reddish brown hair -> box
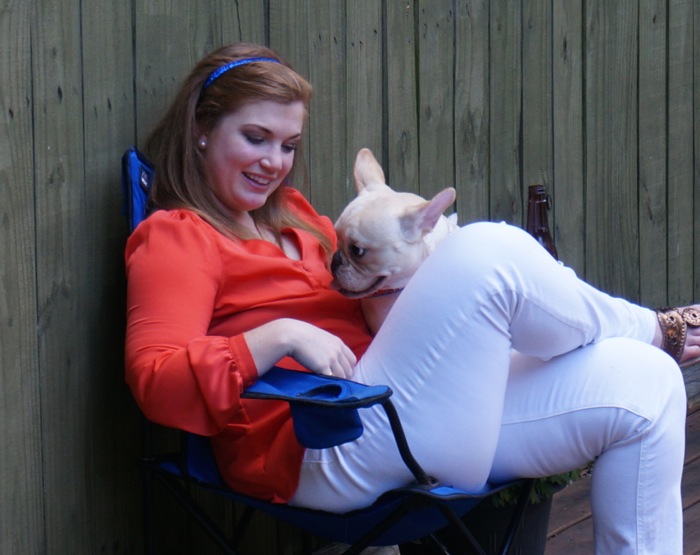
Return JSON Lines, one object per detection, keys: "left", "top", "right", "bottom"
{"left": 145, "top": 43, "right": 331, "bottom": 254}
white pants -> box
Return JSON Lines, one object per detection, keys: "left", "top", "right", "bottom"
{"left": 290, "top": 222, "right": 687, "bottom": 554}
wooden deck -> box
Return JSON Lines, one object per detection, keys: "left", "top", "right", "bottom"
{"left": 545, "top": 406, "right": 700, "bottom": 554}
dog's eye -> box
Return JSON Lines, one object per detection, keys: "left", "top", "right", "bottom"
{"left": 350, "top": 245, "right": 366, "bottom": 258}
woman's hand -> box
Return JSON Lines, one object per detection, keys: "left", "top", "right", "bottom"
{"left": 244, "top": 319, "right": 357, "bottom": 379}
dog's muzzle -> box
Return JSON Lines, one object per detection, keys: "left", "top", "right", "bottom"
{"left": 330, "top": 251, "right": 344, "bottom": 276}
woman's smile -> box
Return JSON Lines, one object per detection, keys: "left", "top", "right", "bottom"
{"left": 200, "top": 99, "right": 305, "bottom": 223}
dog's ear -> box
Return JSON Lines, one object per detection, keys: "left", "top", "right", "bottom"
{"left": 353, "top": 148, "right": 387, "bottom": 194}
{"left": 400, "top": 188, "right": 456, "bottom": 241}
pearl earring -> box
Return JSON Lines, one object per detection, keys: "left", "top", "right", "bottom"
{"left": 198, "top": 137, "right": 207, "bottom": 150}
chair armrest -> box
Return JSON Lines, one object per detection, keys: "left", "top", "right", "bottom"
{"left": 243, "top": 366, "right": 392, "bottom": 407}
{"left": 242, "top": 367, "right": 393, "bottom": 449}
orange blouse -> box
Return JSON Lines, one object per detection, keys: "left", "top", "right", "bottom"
{"left": 125, "top": 187, "right": 372, "bottom": 502}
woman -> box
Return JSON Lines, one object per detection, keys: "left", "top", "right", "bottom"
{"left": 125, "top": 43, "right": 698, "bottom": 553}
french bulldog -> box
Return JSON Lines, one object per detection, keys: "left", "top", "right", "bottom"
{"left": 331, "top": 148, "right": 458, "bottom": 334}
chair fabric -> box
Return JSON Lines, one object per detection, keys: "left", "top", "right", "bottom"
{"left": 123, "top": 146, "right": 535, "bottom": 555}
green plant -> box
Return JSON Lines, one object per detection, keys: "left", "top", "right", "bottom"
{"left": 490, "top": 468, "right": 586, "bottom": 508}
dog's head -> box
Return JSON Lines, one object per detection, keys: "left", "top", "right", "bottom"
{"left": 331, "top": 148, "right": 457, "bottom": 298}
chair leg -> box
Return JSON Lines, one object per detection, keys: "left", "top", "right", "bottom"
{"left": 497, "top": 480, "right": 535, "bottom": 555}
{"left": 151, "top": 472, "right": 241, "bottom": 555}
{"left": 432, "top": 480, "right": 536, "bottom": 555}
{"left": 231, "top": 505, "right": 255, "bottom": 546}
{"left": 341, "top": 501, "right": 419, "bottom": 555}
{"left": 425, "top": 533, "right": 452, "bottom": 554}
{"left": 437, "top": 506, "right": 489, "bottom": 555}
{"left": 142, "top": 468, "right": 156, "bottom": 555}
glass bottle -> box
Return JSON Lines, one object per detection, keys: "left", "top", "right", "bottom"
{"left": 525, "top": 184, "right": 559, "bottom": 260}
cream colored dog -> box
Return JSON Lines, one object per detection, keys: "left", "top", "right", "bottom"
{"left": 331, "top": 148, "right": 458, "bottom": 334}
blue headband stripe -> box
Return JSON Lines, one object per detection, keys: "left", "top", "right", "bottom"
{"left": 202, "top": 57, "right": 281, "bottom": 91}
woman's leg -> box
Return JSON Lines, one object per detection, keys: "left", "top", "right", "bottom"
{"left": 352, "top": 222, "right": 660, "bottom": 480}
{"left": 291, "top": 223, "right": 680, "bottom": 533}
{"left": 491, "top": 343, "right": 686, "bottom": 554}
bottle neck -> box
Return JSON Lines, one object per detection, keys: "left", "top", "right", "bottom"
{"left": 526, "top": 186, "right": 558, "bottom": 260}
{"left": 527, "top": 191, "right": 549, "bottom": 230}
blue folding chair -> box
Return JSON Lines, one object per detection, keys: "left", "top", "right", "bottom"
{"left": 122, "top": 146, "right": 536, "bottom": 555}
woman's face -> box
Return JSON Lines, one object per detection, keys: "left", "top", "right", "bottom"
{"left": 200, "top": 99, "right": 305, "bottom": 223}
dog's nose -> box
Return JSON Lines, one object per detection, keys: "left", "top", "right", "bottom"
{"left": 331, "top": 251, "right": 342, "bottom": 274}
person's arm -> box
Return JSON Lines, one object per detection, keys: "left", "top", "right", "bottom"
{"left": 244, "top": 318, "right": 356, "bottom": 379}
{"left": 125, "top": 212, "right": 355, "bottom": 436}
{"left": 125, "top": 212, "right": 258, "bottom": 435}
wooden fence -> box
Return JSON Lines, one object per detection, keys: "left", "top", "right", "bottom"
{"left": 1, "top": 1, "right": 698, "bottom": 553}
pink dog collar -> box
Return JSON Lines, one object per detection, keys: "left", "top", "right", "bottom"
{"left": 369, "top": 287, "right": 404, "bottom": 298}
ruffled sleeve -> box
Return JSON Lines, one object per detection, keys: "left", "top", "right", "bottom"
{"left": 124, "top": 210, "right": 259, "bottom": 435}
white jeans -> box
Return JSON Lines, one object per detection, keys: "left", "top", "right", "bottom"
{"left": 290, "top": 222, "right": 687, "bottom": 554}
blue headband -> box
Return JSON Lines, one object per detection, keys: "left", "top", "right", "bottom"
{"left": 201, "top": 57, "right": 281, "bottom": 92}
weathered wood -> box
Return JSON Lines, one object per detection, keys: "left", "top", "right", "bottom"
{"left": 683, "top": 503, "right": 700, "bottom": 555}
{"left": 0, "top": 2, "right": 45, "bottom": 554}
{"left": 638, "top": 0, "right": 668, "bottom": 308}
{"left": 522, "top": 0, "right": 553, "bottom": 209}
{"left": 489, "top": 0, "right": 522, "bottom": 223}
{"left": 681, "top": 406, "right": 700, "bottom": 553}
{"left": 696, "top": 0, "right": 700, "bottom": 305}
{"left": 545, "top": 475, "right": 594, "bottom": 554}
{"left": 346, "top": 0, "right": 383, "bottom": 181}
{"left": 270, "top": 0, "right": 356, "bottom": 221}
{"left": 81, "top": 1, "right": 143, "bottom": 552}
{"left": 270, "top": 0, "right": 314, "bottom": 215}
{"left": 643, "top": 0, "right": 699, "bottom": 306}
{"left": 386, "top": 0, "right": 419, "bottom": 196}
{"left": 552, "top": 0, "right": 585, "bottom": 275}
{"left": 134, "top": 0, "right": 221, "bottom": 144}
{"left": 32, "top": 0, "right": 93, "bottom": 551}
{"left": 666, "top": 0, "right": 696, "bottom": 308}
{"left": 685, "top": 359, "right": 700, "bottom": 412}
{"left": 454, "top": 0, "right": 490, "bottom": 224}
{"left": 584, "top": 1, "right": 640, "bottom": 299}
{"left": 417, "top": 0, "right": 455, "bottom": 200}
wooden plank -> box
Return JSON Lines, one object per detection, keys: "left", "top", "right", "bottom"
{"left": 683, "top": 502, "right": 700, "bottom": 555}
{"left": 545, "top": 479, "right": 594, "bottom": 554}
{"left": 684, "top": 359, "right": 700, "bottom": 412}
{"left": 386, "top": 0, "right": 419, "bottom": 195}
{"left": 552, "top": 0, "right": 585, "bottom": 274}
{"left": 665, "top": 0, "right": 695, "bottom": 307}
{"left": 546, "top": 475, "right": 592, "bottom": 542}
{"left": 272, "top": 0, "right": 347, "bottom": 218}
{"left": 682, "top": 414, "right": 700, "bottom": 507}
{"left": 638, "top": 0, "right": 668, "bottom": 308}
{"left": 269, "top": 0, "right": 312, "bottom": 204}
{"left": 489, "top": 0, "right": 521, "bottom": 223}
{"left": 346, "top": 0, "right": 383, "bottom": 170}
{"left": 32, "top": 0, "right": 91, "bottom": 551}
{"left": 0, "top": 2, "right": 45, "bottom": 554}
{"left": 683, "top": 409, "right": 700, "bottom": 554}
{"left": 80, "top": 1, "right": 145, "bottom": 552}
{"left": 638, "top": 0, "right": 669, "bottom": 308}
{"left": 306, "top": 0, "right": 348, "bottom": 218}
{"left": 217, "top": 0, "right": 265, "bottom": 45}
{"left": 417, "top": 0, "right": 455, "bottom": 199}
{"left": 133, "top": 0, "right": 220, "bottom": 144}
{"left": 454, "top": 0, "right": 490, "bottom": 224}
{"left": 584, "top": 1, "right": 640, "bottom": 299}
{"left": 695, "top": 0, "right": 700, "bottom": 304}
{"left": 521, "top": 0, "right": 553, "bottom": 220}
